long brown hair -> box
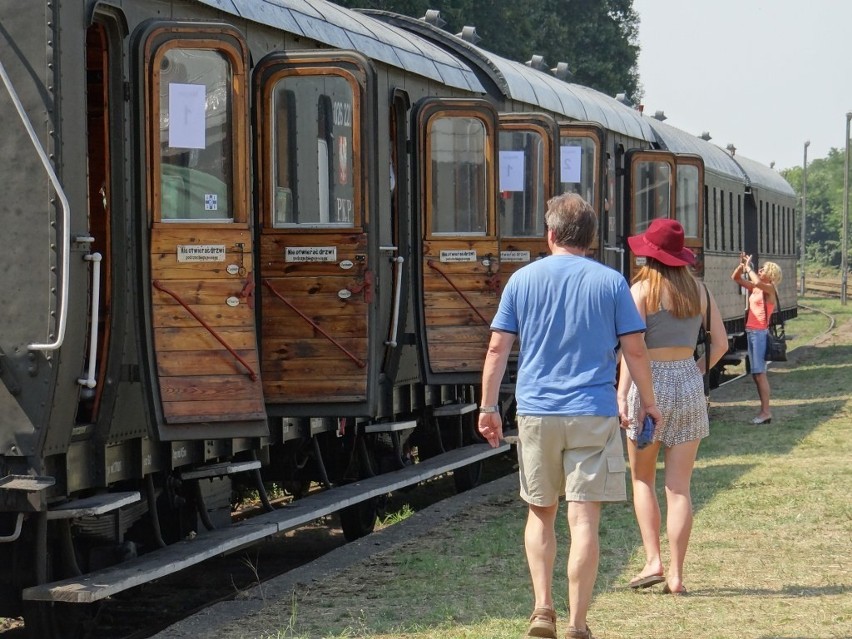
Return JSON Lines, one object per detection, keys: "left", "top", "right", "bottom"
{"left": 633, "top": 259, "right": 700, "bottom": 318}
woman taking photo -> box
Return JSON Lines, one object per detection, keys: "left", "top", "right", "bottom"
{"left": 617, "top": 219, "right": 728, "bottom": 596}
{"left": 731, "top": 253, "right": 783, "bottom": 425}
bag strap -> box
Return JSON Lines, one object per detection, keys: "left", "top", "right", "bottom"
{"left": 770, "top": 285, "right": 784, "bottom": 328}
{"left": 702, "top": 284, "right": 711, "bottom": 396}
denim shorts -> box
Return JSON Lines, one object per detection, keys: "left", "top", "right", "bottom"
{"left": 747, "top": 328, "right": 769, "bottom": 374}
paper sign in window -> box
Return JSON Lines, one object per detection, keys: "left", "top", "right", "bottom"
{"left": 168, "top": 83, "right": 206, "bottom": 149}
{"left": 499, "top": 150, "right": 525, "bottom": 192}
{"left": 560, "top": 145, "right": 582, "bottom": 183}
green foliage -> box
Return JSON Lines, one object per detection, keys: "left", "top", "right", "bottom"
{"left": 330, "top": 0, "right": 641, "bottom": 99}
{"left": 781, "top": 147, "right": 849, "bottom": 268}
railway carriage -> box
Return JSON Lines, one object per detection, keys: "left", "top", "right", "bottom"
{"left": 0, "top": 1, "right": 796, "bottom": 636}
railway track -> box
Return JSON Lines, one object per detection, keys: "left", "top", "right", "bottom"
{"left": 804, "top": 277, "right": 846, "bottom": 297}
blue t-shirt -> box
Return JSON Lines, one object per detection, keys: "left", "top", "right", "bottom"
{"left": 491, "top": 254, "right": 644, "bottom": 416}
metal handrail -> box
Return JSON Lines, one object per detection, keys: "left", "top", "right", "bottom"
{"left": 0, "top": 59, "right": 71, "bottom": 351}
{"left": 77, "top": 253, "right": 102, "bottom": 388}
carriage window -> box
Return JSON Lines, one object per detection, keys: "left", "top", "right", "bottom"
{"left": 271, "top": 74, "right": 356, "bottom": 228}
{"left": 159, "top": 49, "right": 233, "bottom": 222}
{"left": 676, "top": 164, "right": 699, "bottom": 238}
{"left": 498, "top": 129, "right": 546, "bottom": 237}
{"left": 429, "top": 116, "right": 487, "bottom": 235}
{"left": 632, "top": 160, "right": 672, "bottom": 233}
{"left": 558, "top": 135, "right": 596, "bottom": 206}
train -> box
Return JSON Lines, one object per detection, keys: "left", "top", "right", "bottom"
{"left": 0, "top": 1, "right": 797, "bottom": 636}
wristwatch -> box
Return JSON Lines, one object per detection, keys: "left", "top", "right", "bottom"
{"left": 479, "top": 405, "right": 499, "bottom": 414}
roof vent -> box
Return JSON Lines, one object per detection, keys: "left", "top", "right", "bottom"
{"left": 726, "top": 143, "right": 736, "bottom": 156}
{"left": 653, "top": 110, "right": 667, "bottom": 121}
{"left": 525, "top": 55, "right": 549, "bottom": 72}
{"left": 699, "top": 132, "right": 712, "bottom": 141}
{"left": 552, "top": 62, "right": 573, "bottom": 81}
{"left": 422, "top": 10, "right": 446, "bottom": 28}
{"left": 456, "top": 26, "right": 481, "bottom": 44}
{"left": 614, "top": 92, "right": 632, "bottom": 106}
{"left": 770, "top": 161, "right": 775, "bottom": 169}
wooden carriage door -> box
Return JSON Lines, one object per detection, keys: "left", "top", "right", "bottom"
{"left": 675, "top": 155, "right": 705, "bottom": 277}
{"left": 254, "top": 53, "right": 374, "bottom": 407}
{"left": 625, "top": 149, "right": 677, "bottom": 281}
{"left": 498, "top": 113, "right": 558, "bottom": 279}
{"left": 144, "top": 27, "right": 265, "bottom": 430}
{"left": 414, "top": 99, "right": 498, "bottom": 381}
{"left": 557, "top": 123, "right": 605, "bottom": 257}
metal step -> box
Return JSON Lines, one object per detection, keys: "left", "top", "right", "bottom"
{"left": 363, "top": 419, "right": 417, "bottom": 433}
{"left": 433, "top": 402, "right": 477, "bottom": 417}
{"left": 47, "top": 491, "right": 141, "bottom": 520}
{"left": 179, "top": 460, "right": 261, "bottom": 481}
{"left": 0, "top": 475, "right": 55, "bottom": 492}
{"left": 21, "top": 440, "right": 512, "bottom": 604}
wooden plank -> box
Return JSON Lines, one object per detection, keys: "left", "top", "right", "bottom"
{"left": 260, "top": 275, "right": 368, "bottom": 296}
{"left": 261, "top": 337, "right": 367, "bottom": 361}
{"left": 21, "top": 441, "right": 511, "bottom": 604}
{"left": 152, "top": 227, "right": 254, "bottom": 249}
{"left": 261, "top": 357, "right": 367, "bottom": 378}
{"left": 162, "top": 399, "right": 266, "bottom": 423}
{"left": 159, "top": 375, "right": 264, "bottom": 403}
{"left": 422, "top": 308, "right": 489, "bottom": 327}
{"left": 150, "top": 255, "right": 255, "bottom": 280}
{"left": 424, "top": 325, "right": 492, "bottom": 343}
{"left": 261, "top": 297, "right": 364, "bottom": 318}
{"left": 261, "top": 313, "right": 368, "bottom": 339}
{"left": 157, "top": 350, "right": 260, "bottom": 376}
{"left": 154, "top": 327, "right": 258, "bottom": 351}
{"left": 263, "top": 378, "right": 367, "bottom": 400}
{"left": 152, "top": 280, "right": 254, "bottom": 305}
{"left": 153, "top": 304, "right": 253, "bottom": 329}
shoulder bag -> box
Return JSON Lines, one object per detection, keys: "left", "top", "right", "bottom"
{"left": 764, "top": 286, "right": 788, "bottom": 362}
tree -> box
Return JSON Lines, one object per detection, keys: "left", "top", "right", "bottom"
{"left": 330, "top": 0, "right": 640, "bottom": 98}
{"left": 782, "top": 147, "right": 846, "bottom": 268}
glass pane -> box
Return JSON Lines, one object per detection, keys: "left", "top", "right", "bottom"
{"left": 271, "top": 75, "right": 356, "bottom": 228}
{"left": 498, "top": 129, "right": 546, "bottom": 237}
{"left": 558, "top": 135, "right": 597, "bottom": 207}
{"left": 159, "top": 49, "right": 233, "bottom": 222}
{"left": 633, "top": 160, "right": 672, "bottom": 233}
{"left": 676, "top": 164, "right": 700, "bottom": 237}
{"left": 429, "top": 116, "right": 487, "bottom": 235}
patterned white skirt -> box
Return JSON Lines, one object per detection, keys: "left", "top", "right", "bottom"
{"left": 626, "top": 358, "right": 710, "bottom": 447}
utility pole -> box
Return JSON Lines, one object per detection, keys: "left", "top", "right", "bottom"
{"left": 800, "top": 140, "right": 809, "bottom": 296}
{"left": 843, "top": 113, "right": 851, "bottom": 305}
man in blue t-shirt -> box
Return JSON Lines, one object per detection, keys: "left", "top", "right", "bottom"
{"left": 478, "top": 193, "right": 660, "bottom": 639}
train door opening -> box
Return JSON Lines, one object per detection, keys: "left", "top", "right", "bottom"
{"left": 675, "top": 155, "right": 705, "bottom": 278}
{"left": 497, "top": 113, "right": 558, "bottom": 276}
{"left": 253, "top": 52, "right": 376, "bottom": 413}
{"left": 77, "top": 23, "right": 114, "bottom": 426}
{"left": 625, "top": 149, "right": 676, "bottom": 281}
{"left": 412, "top": 98, "right": 498, "bottom": 382}
{"left": 141, "top": 25, "right": 266, "bottom": 435}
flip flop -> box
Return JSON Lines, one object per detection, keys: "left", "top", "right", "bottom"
{"left": 662, "top": 584, "right": 688, "bottom": 595}
{"left": 628, "top": 573, "right": 666, "bottom": 589}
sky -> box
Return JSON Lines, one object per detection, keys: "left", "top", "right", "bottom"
{"left": 633, "top": 0, "right": 852, "bottom": 172}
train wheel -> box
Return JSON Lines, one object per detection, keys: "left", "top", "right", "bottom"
{"left": 339, "top": 497, "right": 378, "bottom": 541}
{"left": 452, "top": 461, "right": 483, "bottom": 493}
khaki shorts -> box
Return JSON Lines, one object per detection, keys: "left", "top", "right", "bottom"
{"left": 517, "top": 415, "right": 626, "bottom": 506}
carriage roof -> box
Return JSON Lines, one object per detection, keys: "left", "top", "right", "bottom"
{"left": 195, "top": 0, "right": 484, "bottom": 91}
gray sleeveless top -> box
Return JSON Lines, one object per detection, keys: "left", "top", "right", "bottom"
{"left": 644, "top": 309, "right": 703, "bottom": 349}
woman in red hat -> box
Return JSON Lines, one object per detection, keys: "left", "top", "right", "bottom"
{"left": 617, "top": 218, "right": 728, "bottom": 595}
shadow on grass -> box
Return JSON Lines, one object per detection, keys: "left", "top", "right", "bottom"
{"left": 680, "top": 584, "right": 849, "bottom": 598}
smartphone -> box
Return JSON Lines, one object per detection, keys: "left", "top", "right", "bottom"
{"left": 636, "top": 414, "right": 656, "bottom": 449}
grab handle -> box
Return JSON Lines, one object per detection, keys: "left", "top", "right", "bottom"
{"left": 77, "top": 253, "right": 102, "bottom": 388}
{"left": 0, "top": 59, "right": 71, "bottom": 351}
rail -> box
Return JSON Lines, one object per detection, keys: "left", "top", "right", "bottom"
{"left": 804, "top": 277, "right": 847, "bottom": 298}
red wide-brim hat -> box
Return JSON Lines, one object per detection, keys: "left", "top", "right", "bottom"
{"left": 627, "top": 218, "right": 695, "bottom": 267}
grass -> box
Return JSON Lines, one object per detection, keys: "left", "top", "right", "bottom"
{"left": 227, "top": 296, "right": 852, "bottom": 639}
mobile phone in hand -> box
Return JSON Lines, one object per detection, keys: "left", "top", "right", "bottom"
{"left": 636, "top": 414, "right": 656, "bottom": 449}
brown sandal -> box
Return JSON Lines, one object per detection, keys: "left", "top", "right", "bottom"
{"left": 526, "top": 606, "right": 557, "bottom": 638}
{"left": 565, "top": 625, "right": 595, "bottom": 639}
